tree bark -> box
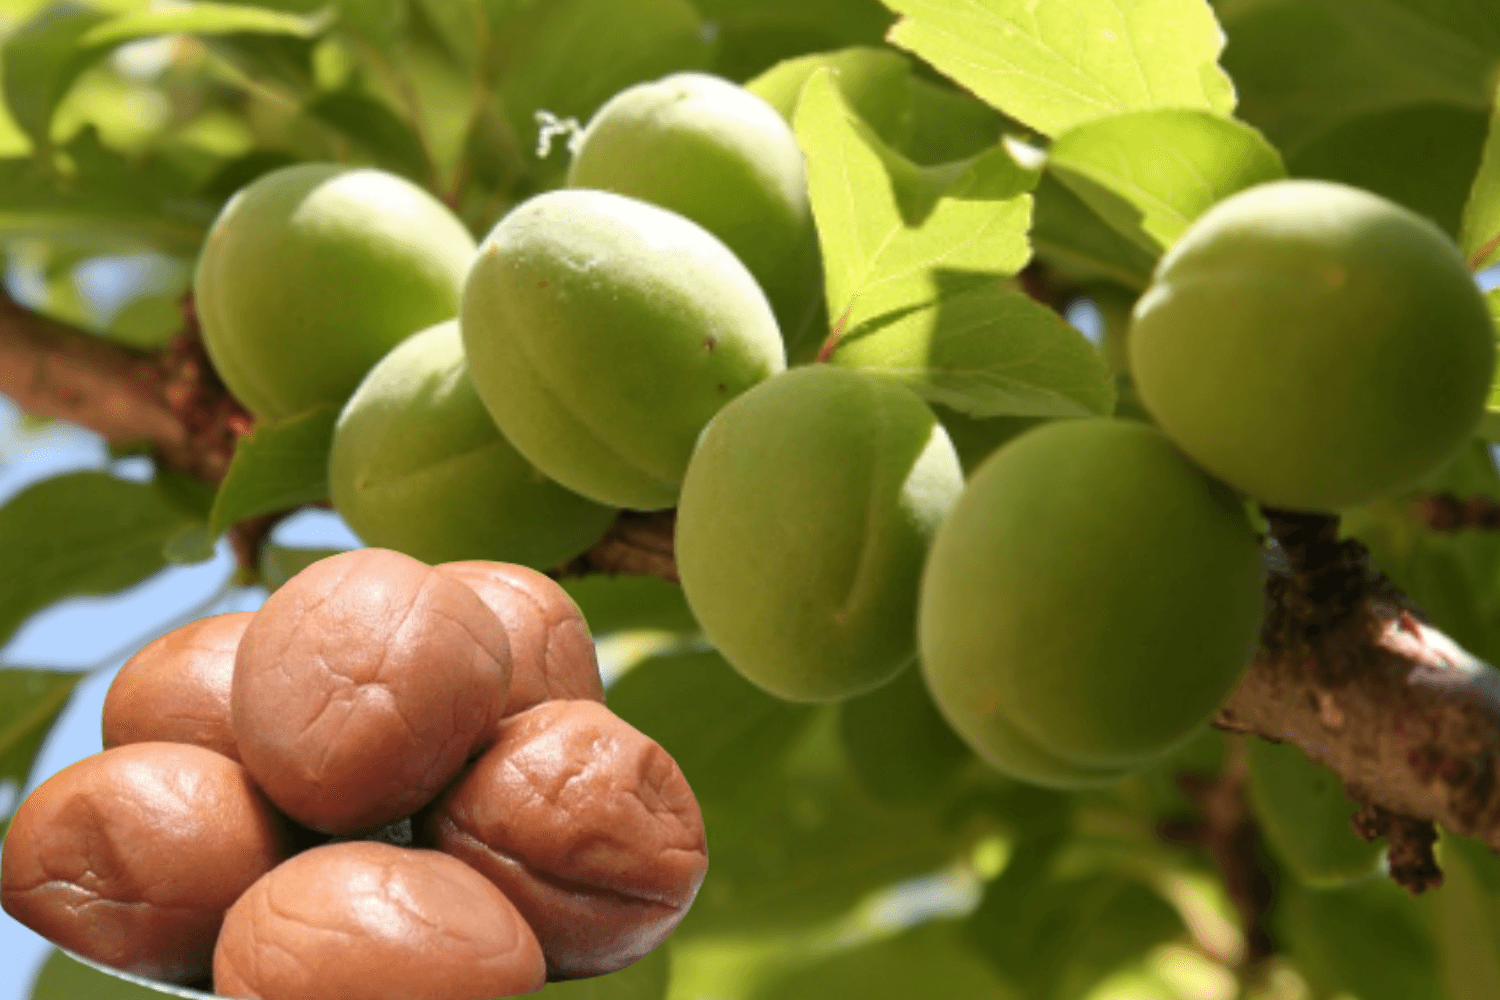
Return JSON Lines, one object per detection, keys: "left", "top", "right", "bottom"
{"left": 0, "top": 290, "right": 247, "bottom": 483}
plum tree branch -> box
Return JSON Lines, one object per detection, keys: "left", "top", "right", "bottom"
{"left": 558, "top": 503, "right": 1500, "bottom": 896}
{"left": 1216, "top": 510, "right": 1500, "bottom": 891}
{"left": 0, "top": 289, "right": 245, "bottom": 484}
{"left": 549, "top": 511, "right": 679, "bottom": 582}
{"left": 1411, "top": 491, "right": 1500, "bottom": 531}
{"left": 0, "top": 289, "right": 679, "bottom": 582}
{"left": 2, "top": 290, "right": 183, "bottom": 469}
{"left": 10, "top": 288, "right": 1500, "bottom": 890}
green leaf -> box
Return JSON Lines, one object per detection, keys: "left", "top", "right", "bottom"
{"left": 196, "top": 149, "right": 301, "bottom": 203}
{"left": 1222, "top": 0, "right": 1495, "bottom": 154}
{"left": 304, "top": 89, "right": 429, "bottom": 181}
{"left": 2, "top": 1, "right": 329, "bottom": 154}
{"left": 410, "top": 0, "right": 484, "bottom": 69}
{"left": 883, "top": 0, "right": 1236, "bottom": 137}
{"left": 1338, "top": 0, "right": 1500, "bottom": 53}
{"left": 161, "top": 523, "right": 217, "bottom": 565}
{"left": 694, "top": 0, "right": 894, "bottom": 82}
{"left": 1290, "top": 102, "right": 1488, "bottom": 240}
{"left": 0, "top": 668, "right": 84, "bottom": 839}
{"left": 793, "top": 69, "right": 1034, "bottom": 333}
{"left": 152, "top": 466, "right": 217, "bottom": 522}
{"left": 903, "top": 76, "right": 1009, "bottom": 167}
{"left": 0, "top": 130, "right": 213, "bottom": 255}
{"left": 536, "top": 941, "right": 670, "bottom": 999}
{"left": 747, "top": 920, "right": 1015, "bottom": 1000}
{"left": 1429, "top": 831, "right": 1500, "bottom": 1000}
{"left": 633, "top": 695, "right": 960, "bottom": 936}
{"left": 607, "top": 650, "right": 818, "bottom": 807}
{"left": 747, "top": 46, "right": 913, "bottom": 152}
{"left": 207, "top": 405, "right": 338, "bottom": 537}
{"left": 202, "top": 32, "right": 319, "bottom": 96}
{"left": 1030, "top": 172, "right": 1157, "bottom": 290}
{"left": 497, "top": 0, "right": 711, "bottom": 169}
{"left": 1316, "top": 0, "right": 1500, "bottom": 114}
{"left": 79, "top": 2, "right": 332, "bottom": 48}
{"left": 1481, "top": 290, "right": 1500, "bottom": 441}
{"left": 1245, "top": 737, "right": 1383, "bottom": 887}
{"left": 260, "top": 544, "right": 346, "bottom": 591}
{"left": 0, "top": 471, "right": 194, "bottom": 648}
{"left": 104, "top": 293, "right": 188, "bottom": 350}
{"left": 1047, "top": 109, "right": 1285, "bottom": 256}
{"left": 1462, "top": 79, "right": 1500, "bottom": 271}
{"left": 328, "top": 0, "right": 406, "bottom": 49}
{"left": 964, "top": 827, "right": 1185, "bottom": 1000}
{"left": 1411, "top": 437, "right": 1500, "bottom": 499}
{"left": 1276, "top": 877, "right": 1444, "bottom": 1000}
{"left": 1, "top": 1, "right": 110, "bottom": 151}
{"left": 838, "top": 664, "right": 972, "bottom": 805}
{"left": 28, "top": 948, "right": 171, "bottom": 1000}
{"left": 559, "top": 575, "right": 699, "bottom": 637}
{"left": 829, "top": 283, "right": 1117, "bottom": 420}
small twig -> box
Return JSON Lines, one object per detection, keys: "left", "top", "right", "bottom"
{"left": 814, "top": 300, "right": 856, "bottom": 363}
{"left": 1411, "top": 492, "right": 1500, "bottom": 532}
{"left": 228, "top": 510, "right": 295, "bottom": 586}
{"left": 1351, "top": 804, "right": 1443, "bottom": 893}
{"left": 1158, "top": 738, "right": 1275, "bottom": 965}
{"left": 549, "top": 510, "right": 678, "bottom": 583}
{"left": 1467, "top": 231, "right": 1500, "bottom": 272}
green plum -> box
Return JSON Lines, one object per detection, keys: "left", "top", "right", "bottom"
{"left": 194, "top": 163, "right": 477, "bottom": 421}
{"left": 461, "top": 189, "right": 786, "bottom": 511}
{"left": 566, "top": 72, "right": 821, "bottom": 354}
{"left": 1130, "top": 179, "right": 1495, "bottom": 513}
{"left": 328, "top": 320, "right": 617, "bottom": 569}
{"left": 676, "top": 366, "right": 964, "bottom": 702}
{"left": 919, "top": 419, "right": 1265, "bottom": 779}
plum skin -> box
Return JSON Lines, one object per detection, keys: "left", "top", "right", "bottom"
{"left": 329, "top": 319, "right": 617, "bottom": 569}
{"left": 918, "top": 419, "right": 1266, "bottom": 777}
{"left": 193, "top": 163, "right": 477, "bottom": 421}
{"left": 461, "top": 189, "right": 786, "bottom": 511}
{"left": 1129, "top": 179, "right": 1496, "bottom": 513}
{"left": 567, "top": 72, "right": 820, "bottom": 354}
{"left": 676, "top": 366, "right": 964, "bottom": 702}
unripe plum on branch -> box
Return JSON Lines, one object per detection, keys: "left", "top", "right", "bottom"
{"left": 329, "top": 319, "right": 617, "bottom": 570}
{"left": 919, "top": 419, "right": 1266, "bottom": 784}
{"left": 567, "top": 72, "right": 821, "bottom": 352}
{"left": 1129, "top": 179, "right": 1496, "bottom": 513}
{"left": 461, "top": 189, "right": 786, "bottom": 511}
{"left": 193, "top": 163, "right": 477, "bottom": 421}
{"left": 677, "top": 365, "right": 963, "bottom": 702}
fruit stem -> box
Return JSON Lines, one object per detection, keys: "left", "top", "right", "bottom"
{"left": 815, "top": 301, "right": 856, "bottom": 363}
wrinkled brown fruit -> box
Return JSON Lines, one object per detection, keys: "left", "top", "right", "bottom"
{"left": 101, "top": 611, "right": 252, "bottom": 762}
{"left": 0, "top": 743, "right": 291, "bottom": 984}
{"left": 231, "top": 548, "right": 512, "bottom": 834}
{"left": 212, "top": 841, "right": 546, "bottom": 1000}
{"left": 418, "top": 700, "right": 708, "bottom": 979}
{"left": 437, "top": 560, "right": 604, "bottom": 716}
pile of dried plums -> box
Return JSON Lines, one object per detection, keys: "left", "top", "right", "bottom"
{"left": 0, "top": 549, "right": 708, "bottom": 999}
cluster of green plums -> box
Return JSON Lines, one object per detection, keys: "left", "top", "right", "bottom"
{"left": 192, "top": 66, "right": 1497, "bottom": 792}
